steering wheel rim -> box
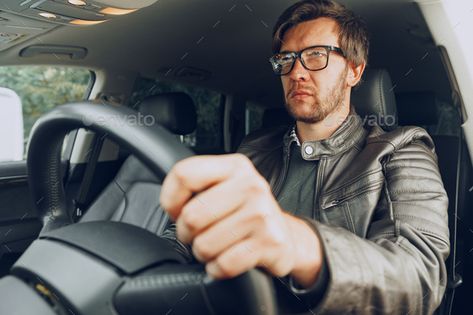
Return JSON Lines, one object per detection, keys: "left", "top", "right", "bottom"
{"left": 27, "top": 101, "right": 194, "bottom": 233}
{"left": 22, "top": 102, "right": 279, "bottom": 315}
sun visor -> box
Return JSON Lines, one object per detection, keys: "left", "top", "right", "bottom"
{"left": 0, "top": 11, "right": 55, "bottom": 51}
{"left": 0, "top": 0, "right": 158, "bottom": 26}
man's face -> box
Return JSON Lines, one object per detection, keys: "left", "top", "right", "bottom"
{"left": 280, "top": 18, "right": 350, "bottom": 124}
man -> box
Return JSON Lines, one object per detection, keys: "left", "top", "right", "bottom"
{"left": 160, "top": 0, "right": 449, "bottom": 314}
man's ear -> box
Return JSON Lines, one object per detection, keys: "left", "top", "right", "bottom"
{"left": 347, "top": 62, "right": 366, "bottom": 87}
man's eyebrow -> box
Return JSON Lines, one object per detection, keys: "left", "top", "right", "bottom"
{"left": 278, "top": 49, "right": 293, "bottom": 54}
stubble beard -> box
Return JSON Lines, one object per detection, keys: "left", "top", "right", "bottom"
{"left": 284, "top": 67, "right": 348, "bottom": 124}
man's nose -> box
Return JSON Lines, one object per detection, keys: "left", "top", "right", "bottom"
{"left": 288, "top": 58, "right": 309, "bottom": 81}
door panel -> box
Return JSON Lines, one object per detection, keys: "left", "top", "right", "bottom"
{"left": 0, "top": 161, "right": 40, "bottom": 276}
{"left": 0, "top": 158, "right": 125, "bottom": 276}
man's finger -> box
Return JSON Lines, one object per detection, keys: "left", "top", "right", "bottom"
{"left": 160, "top": 154, "right": 252, "bottom": 220}
{"left": 191, "top": 206, "right": 258, "bottom": 261}
{"left": 206, "top": 238, "right": 260, "bottom": 279}
{"left": 175, "top": 177, "right": 247, "bottom": 243}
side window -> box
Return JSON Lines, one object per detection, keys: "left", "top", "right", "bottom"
{"left": 0, "top": 66, "right": 93, "bottom": 162}
{"left": 130, "top": 77, "right": 223, "bottom": 152}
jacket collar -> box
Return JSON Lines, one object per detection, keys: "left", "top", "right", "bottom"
{"left": 283, "top": 108, "right": 366, "bottom": 161}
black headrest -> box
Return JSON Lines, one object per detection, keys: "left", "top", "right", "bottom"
{"left": 351, "top": 68, "right": 398, "bottom": 131}
{"left": 262, "top": 107, "right": 294, "bottom": 129}
{"left": 395, "top": 91, "right": 438, "bottom": 126}
{"left": 139, "top": 92, "right": 197, "bottom": 135}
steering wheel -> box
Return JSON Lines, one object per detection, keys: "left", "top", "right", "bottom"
{"left": 0, "top": 103, "right": 277, "bottom": 315}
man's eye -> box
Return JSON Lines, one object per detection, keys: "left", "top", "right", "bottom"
{"left": 277, "top": 54, "right": 294, "bottom": 64}
{"left": 307, "top": 50, "right": 325, "bottom": 57}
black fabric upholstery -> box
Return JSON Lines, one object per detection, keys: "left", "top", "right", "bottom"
{"left": 81, "top": 93, "right": 197, "bottom": 235}
{"left": 396, "top": 91, "right": 438, "bottom": 126}
{"left": 351, "top": 68, "right": 398, "bottom": 131}
{"left": 139, "top": 92, "right": 197, "bottom": 135}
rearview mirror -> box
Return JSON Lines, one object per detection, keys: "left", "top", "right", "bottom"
{"left": 0, "top": 87, "right": 24, "bottom": 162}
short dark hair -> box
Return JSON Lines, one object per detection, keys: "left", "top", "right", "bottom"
{"left": 272, "top": 0, "right": 369, "bottom": 67}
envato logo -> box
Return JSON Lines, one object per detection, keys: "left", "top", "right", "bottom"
{"left": 81, "top": 113, "right": 156, "bottom": 127}
{"left": 362, "top": 114, "right": 397, "bottom": 127}
{"left": 322, "top": 114, "right": 397, "bottom": 128}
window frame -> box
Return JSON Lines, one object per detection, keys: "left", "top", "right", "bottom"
{"left": 61, "top": 70, "right": 96, "bottom": 161}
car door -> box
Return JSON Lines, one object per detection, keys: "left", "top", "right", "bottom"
{"left": 0, "top": 66, "right": 94, "bottom": 276}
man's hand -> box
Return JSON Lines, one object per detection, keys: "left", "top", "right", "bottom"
{"left": 160, "top": 154, "right": 323, "bottom": 287}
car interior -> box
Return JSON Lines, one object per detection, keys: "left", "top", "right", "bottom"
{"left": 0, "top": 0, "right": 472, "bottom": 314}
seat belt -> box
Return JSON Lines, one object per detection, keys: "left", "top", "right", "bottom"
{"left": 444, "top": 131, "right": 464, "bottom": 315}
{"left": 73, "top": 132, "right": 106, "bottom": 221}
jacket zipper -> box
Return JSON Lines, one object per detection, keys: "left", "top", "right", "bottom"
{"left": 324, "top": 178, "right": 385, "bottom": 208}
{"left": 313, "top": 157, "right": 325, "bottom": 221}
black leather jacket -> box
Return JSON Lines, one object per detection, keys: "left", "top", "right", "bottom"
{"left": 237, "top": 112, "right": 449, "bottom": 315}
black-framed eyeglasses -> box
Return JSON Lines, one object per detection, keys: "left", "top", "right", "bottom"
{"left": 269, "top": 45, "right": 345, "bottom": 76}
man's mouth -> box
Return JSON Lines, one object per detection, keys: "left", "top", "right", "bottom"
{"left": 289, "top": 90, "right": 313, "bottom": 100}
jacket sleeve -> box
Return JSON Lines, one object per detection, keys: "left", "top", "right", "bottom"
{"left": 295, "top": 139, "right": 450, "bottom": 314}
